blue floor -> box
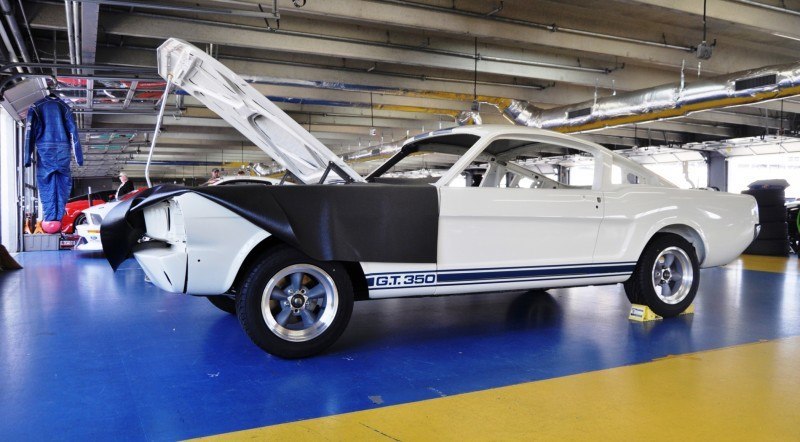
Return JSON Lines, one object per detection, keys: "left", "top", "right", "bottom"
{"left": 1, "top": 251, "right": 798, "bottom": 440}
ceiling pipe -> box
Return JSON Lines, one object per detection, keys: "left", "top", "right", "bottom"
{"left": 0, "top": 0, "right": 31, "bottom": 67}
{"left": 0, "top": 61, "right": 158, "bottom": 73}
{"left": 71, "top": 1, "right": 80, "bottom": 64}
{"left": 70, "top": 0, "right": 281, "bottom": 20}
{"left": 15, "top": 0, "right": 40, "bottom": 63}
{"left": 63, "top": 1, "right": 76, "bottom": 65}
{"left": 235, "top": 73, "right": 514, "bottom": 109}
{"left": 0, "top": 20, "right": 21, "bottom": 72}
{"left": 98, "top": 42, "right": 550, "bottom": 91}
{"left": 503, "top": 61, "right": 800, "bottom": 134}
{"left": 341, "top": 61, "right": 800, "bottom": 165}
{"left": 731, "top": 0, "right": 800, "bottom": 18}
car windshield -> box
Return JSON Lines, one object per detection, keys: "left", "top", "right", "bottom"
{"left": 366, "top": 133, "right": 599, "bottom": 189}
{"left": 366, "top": 133, "right": 480, "bottom": 183}
{"left": 68, "top": 190, "right": 113, "bottom": 203}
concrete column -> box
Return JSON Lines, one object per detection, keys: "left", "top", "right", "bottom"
{"left": 0, "top": 108, "right": 19, "bottom": 252}
{"left": 706, "top": 151, "right": 728, "bottom": 192}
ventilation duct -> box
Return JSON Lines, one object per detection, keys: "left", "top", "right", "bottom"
{"left": 504, "top": 62, "right": 800, "bottom": 133}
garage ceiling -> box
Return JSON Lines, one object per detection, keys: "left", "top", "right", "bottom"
{"left": 9, "top": 0, "right": 800, "bottom": 178}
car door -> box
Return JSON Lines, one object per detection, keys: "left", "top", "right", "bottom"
{"left": 434, "top": 138, "right": 607, "bottom": 295}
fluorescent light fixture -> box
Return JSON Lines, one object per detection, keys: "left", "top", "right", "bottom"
{"left": 773, "top": 32, "right": 800, "bottom": 42}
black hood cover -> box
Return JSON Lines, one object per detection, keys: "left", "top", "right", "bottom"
{"left": 101, "top": 184, "right": 439, "bottom": 270}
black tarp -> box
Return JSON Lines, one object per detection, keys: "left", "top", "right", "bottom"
{"left": 102, "top": 184, "right": 439, "bottom": 270}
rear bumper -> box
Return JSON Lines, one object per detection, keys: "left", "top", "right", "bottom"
{"left": 133, "top": 244, "right": 188, "bottom": 293}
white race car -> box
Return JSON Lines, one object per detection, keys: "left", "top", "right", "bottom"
{"left": 102, "top": 39, "right": 759, "bottom": 358}
{"left": 75, "top": 200, "right": 116, "bottom": 251}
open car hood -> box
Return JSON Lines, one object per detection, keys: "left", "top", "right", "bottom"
{"left": 157, "top": 38, "right": 364, "bottom": 184}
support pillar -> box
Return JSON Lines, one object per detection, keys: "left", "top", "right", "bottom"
{"left": 0, "top": 108, "right": 19, "bottom": 252}
{"left": 706, "top": 151, "right": 728, "bottom": 192}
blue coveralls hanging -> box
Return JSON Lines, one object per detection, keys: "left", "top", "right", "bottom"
{"left": 23, "top": 96, "right": 83, "bottom": 232}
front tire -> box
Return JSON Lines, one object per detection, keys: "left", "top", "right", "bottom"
{"left": 206, "top": 295, "right": 236, "bottom": 314}
{"left": 624, "top": 234, "right": 699, "bottom": 317}
{"left": 236, "top": 246, "right": 354, "bottom": 358}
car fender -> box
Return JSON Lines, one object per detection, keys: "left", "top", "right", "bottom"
{"left": 172, "top": 193, "right": 272, "bottom": 295}
{"left": 596, "top": 188, "right": 757, "bottom": 268}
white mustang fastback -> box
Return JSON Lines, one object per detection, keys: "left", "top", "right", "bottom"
{"left": 103, "top": 39, "right": 759, "bottom": 358}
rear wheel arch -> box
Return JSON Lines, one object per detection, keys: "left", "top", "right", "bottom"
{"left": 651, "top": 224, "right": 706, "bottom": 265}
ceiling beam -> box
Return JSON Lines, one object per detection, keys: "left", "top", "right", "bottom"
{"left": 623, "top": 0, "right": 800, "bottom": 41}
{"left": 282, "top": 0, "right": 790, "bottom": 74}
{"left": 92, "top": 45, "right": 598, "bottom": 106}
{"left": 30, "top": 3, "right": 680, "bottom": 90}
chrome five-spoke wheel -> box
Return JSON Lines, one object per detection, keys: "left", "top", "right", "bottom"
{"left": 651, "top": 246, "right": 694, "bottom": 305}
{"left": 624, "top": 233, "right": 700, "bottom": 317}
{"left": 262, "top": 264, "right": 338, "bottom": 342}
{"left": 236, "top": 246, "right": 354, "bottom": 359}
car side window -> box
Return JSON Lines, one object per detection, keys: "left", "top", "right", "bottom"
{"left": 611, "top": 163, "right": 644, "bottom": 185}
{"left": 469, "top": 138, "right": 599, "bottom": 190}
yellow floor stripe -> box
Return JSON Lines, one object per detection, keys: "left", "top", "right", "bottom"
{"left": 727, "top": 254, "right": 799, "bottom": 274}
{"left": 200, "top": 337, "right": 800, "bottom": 441}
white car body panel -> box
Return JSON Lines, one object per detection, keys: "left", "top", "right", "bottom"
{"left": 360, "top": 262, "right": 437, "bottom": 298}
{"left": 139, "top": 193, "right": 270, "bottom": 295}
{"left": 596, "top": 186, "right": 758, "bottom": 268}
{"left": 435, "top": 187, "right": 610, "bottom": 295}
{"left": 130, "top": 40, "right": 759, "bottom": 303}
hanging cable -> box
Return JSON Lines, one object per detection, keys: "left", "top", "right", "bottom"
{"left": 473, "top": 37, "right": 478, "bottom": 101}
{"left": 145, "top": 74, "right": 173, "bottom": 187}
{"left": 370, "top": 92, "right": 376, "bottom": 136}
{"left": 702, "top": 0, "right": 707, "bottom": 42}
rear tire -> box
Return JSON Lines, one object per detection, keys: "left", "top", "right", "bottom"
{"left": 624, "top": 234, "right": 699, "bottom": 317}
{"left": 206, "top": 295, "right": 236, "bottom": 314}
{"left": 236, "top": 245, "right": 354, "bottom": 358}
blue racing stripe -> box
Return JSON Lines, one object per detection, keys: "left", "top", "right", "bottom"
{"left": 369, "top": 272, "right": 631, "bottom": 290}
{"left": 364, "top": 261, "right": 636, "bottom": 277}
{"left": 366, "top": 263, "right": 636, "bottom": 290}
{"left": 437, "top": 264, "right": 634, "bottom": 283}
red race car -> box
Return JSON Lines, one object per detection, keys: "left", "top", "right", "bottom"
{"left": 61, "top": 190, "right": 116, "bottom": 233}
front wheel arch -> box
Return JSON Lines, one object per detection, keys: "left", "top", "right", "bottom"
{"left": 229, "top": 236, "right": 369, "bottom": 301}
{"left": 229, "top": 235, "right": 288, "bottom": 294}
